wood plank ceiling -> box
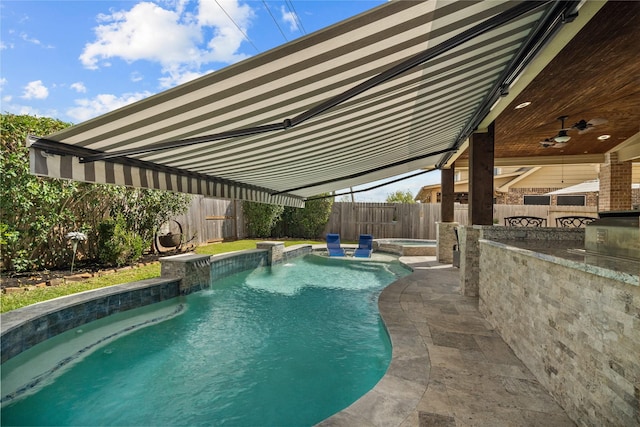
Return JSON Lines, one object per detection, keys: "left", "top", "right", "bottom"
{"left": 457, "top": 1, "right": 639, "bottom": 164}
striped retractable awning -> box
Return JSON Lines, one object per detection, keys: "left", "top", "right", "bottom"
{"left": 29, "top": 0, "right": 576, "bottom": 207}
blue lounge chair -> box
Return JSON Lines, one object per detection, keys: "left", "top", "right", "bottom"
{"left": 326, "top": 233, "right": 346, "bottom": 256}
{"left": 353, "top": 234, "right": 373, "bottom": 258}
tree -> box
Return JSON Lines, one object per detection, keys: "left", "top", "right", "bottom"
{"left": 386, "top": 190, "right": 416, "bottom": 204}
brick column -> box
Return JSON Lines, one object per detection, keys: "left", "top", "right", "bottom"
{"left": 599, "top": 152, "right": 632, "bottom": 211}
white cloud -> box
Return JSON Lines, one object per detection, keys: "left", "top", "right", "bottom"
{"left": 20, "top": 32, "right": 54, "bottom": 48}
{"left": 280, "top": 6, "right": 298, "bottom": 32}
{"left": 198, "top": 0, "right": 254, "bottom": 61}
{"left": 21, "top": 80, "right": 49, "bottom": 100}
{"left": 158, "top": 65, "right": 207, "bottom": 88}
{"left": 130, "top": 71, "right": 144, "bottom": 82}
{"left": 79, "top": 0, "right": 254, "bottom": 87}
{"left": 0, "top": 100, "right": 59, "bottom": 119}
{"left": 0, "top": 78, "right": 7, "bottom": 88}
{"left": 66, "top": 91, "right": 153, "bottom": 122}
{"left": 70, "top": 82, "right": 87, "bottom": 93}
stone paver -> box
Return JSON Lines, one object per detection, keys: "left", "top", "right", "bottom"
{"left": 318, "top": 256, "right": 575, "bottom": 427}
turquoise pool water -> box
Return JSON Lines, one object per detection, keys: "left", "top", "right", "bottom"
{"left": 1, "top": 254, "right": 409, "bottom": 426}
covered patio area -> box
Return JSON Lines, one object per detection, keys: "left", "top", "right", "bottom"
{"left": 27, "top": 0, "right": 639, "bottom": 425}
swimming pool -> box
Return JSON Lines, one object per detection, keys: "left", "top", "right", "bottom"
{"left": 1, "top": 254, "right": 409, "bottom": 426}
{"left": 374, "top": 239, "right": 436, "bottom": 256}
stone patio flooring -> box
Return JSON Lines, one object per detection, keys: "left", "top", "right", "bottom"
{"left": 318, "top": 256, "right": 575, "bottom": 427}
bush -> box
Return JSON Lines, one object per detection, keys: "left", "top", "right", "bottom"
{"left": 97, "top": 216, "right": 144, "bottom": 267}
{"left": 242, "top": 201, "right": 284, "bottom": 238}
{"left": 273, "top": 196, "right": 333, "bottom": 239}
{"left": 1, "top": 113, "right": 192, "bottom": 272}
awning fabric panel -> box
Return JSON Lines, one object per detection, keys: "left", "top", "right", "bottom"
{"left": 29, "top": 0, "right": 560, "bottom": 206}
{"left": 29, "top": 138, "right": 303, "bottom": 207}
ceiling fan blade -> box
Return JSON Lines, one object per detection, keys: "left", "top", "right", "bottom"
{"left": 539, "top": 139, "right": 555, "bottom": 148}
{"left": 588, "top": 117, "right": 608, "bottom": 126}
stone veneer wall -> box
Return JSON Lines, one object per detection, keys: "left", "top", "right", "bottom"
{"left": 436, "top": 222, "right": 458, "bottom": 264}
{"left": 458, "top": 225, "right": 586, "bottom": 296}
{"left": 0, "top": 278, "right": 181, "bottom": 363}
{"left": 458, "top": 225, "right": 483, "bottom": 296}
{"left": 478, "top": 240, "right": 639, "bottom": 426}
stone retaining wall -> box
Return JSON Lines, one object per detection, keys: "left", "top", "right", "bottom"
{"left": 478, "top": 240, "right": 639, "bottom": 426}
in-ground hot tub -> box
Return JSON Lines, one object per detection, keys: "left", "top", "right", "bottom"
{"left": 373, "top": 239, "right": 436, "bottom": 256}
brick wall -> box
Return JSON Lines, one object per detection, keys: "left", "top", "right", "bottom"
{"left": 495, "top": 188, "right": 599, "bottom": 206}
{"left": 478, "top": 241, "right": 640, "bottom": 426}
{"left": 599, "top": 153, "right": 632, "bottom": 211}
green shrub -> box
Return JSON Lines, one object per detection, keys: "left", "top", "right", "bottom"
{"left": 242, "top": 201, "right": 284, "bottom": 238}
{"left": 273, "top": 196, "right": 333, "bottom": 239}
{"left": 1, "top": 113, "right": 191, "bottom": 272}
{"left": 97, "top": 216, "right": 144, "bottom": 267}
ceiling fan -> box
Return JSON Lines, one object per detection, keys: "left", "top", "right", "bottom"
{"left": 538, "top": 116, "right": 608, "bottom": 148}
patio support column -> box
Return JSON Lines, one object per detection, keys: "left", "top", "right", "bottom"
{"left": 437, "top": 165, "right": 458, "bottom": 264}
{"left": 469, "top": 123, "right": 495, "bottom": 225}
{"left": 441, "top": 165, "right": 455, "bottom": 222}
{"left": 460, "top": 123, "right": 495, "bottom": 296}
{"left": 598, "top": 152, "right": 632, "bottom": 211}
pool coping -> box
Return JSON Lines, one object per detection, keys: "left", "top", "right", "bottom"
{"left": 0, "top": 277, "right": 182, "bottom": 363}
{"left": 316, "top": 256, "right": 430, "bottom": 426}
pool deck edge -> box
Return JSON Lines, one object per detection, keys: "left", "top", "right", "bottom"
{"left": 317, "top": 256, "right": 574, "bottom": 427}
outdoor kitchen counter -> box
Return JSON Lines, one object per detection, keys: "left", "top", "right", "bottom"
{"left": 483, "top": 239, "right": 639, "bottom": 286}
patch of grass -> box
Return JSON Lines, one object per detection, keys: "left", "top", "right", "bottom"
{"left": 1, "top": 240, "right": 322, "bottom": 313}
{"left": 1, "top": 263, "right": 160, "bottom": 314}
{"left": 194, "top": 239, "right": 322, "bottom": 255}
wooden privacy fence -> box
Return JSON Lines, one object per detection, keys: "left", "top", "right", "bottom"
{"left": 170, "top": 196, "right": 244, "bottom": 246}
{"left": 324, "top": 202, "right": 597, "bottom": 241}
{"left": 171, "top": 199, "right": 598, "bottom": 245}
{"left": 324, "top": 202, "right": 453, "bottom": 241}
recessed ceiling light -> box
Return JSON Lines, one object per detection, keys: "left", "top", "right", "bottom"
{"left": 514, "top": 101, "right": 531, "bottom": 109}
{"left": 597, "top": 134, "right": 611, "bottom": 141}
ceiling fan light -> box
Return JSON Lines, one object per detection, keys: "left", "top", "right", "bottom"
{"left": 554, "top": 131, "right": 571, "bottom": 143}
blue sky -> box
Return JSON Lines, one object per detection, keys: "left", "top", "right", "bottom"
{"left": 0, "top": 0, "right": 439, "bottom": 201}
